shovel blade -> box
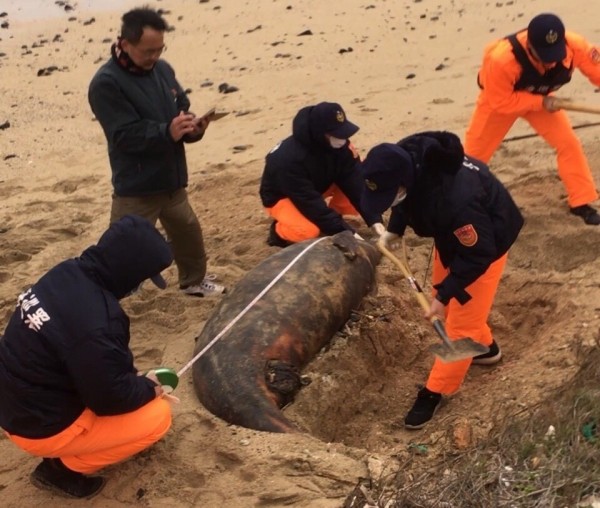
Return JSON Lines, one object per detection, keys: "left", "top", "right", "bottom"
{"left": 429, "top": 338, "right": 489, "bottom": 363}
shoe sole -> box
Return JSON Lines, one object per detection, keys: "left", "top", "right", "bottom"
{"left": 30, "top": 473, "right": 106, "bottom": 500}
{"left": 472, "top": 351, "right": 502, "bottom": 366}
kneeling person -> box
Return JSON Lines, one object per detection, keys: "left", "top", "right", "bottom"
{"left": 259, "top": 102, "right": 379, "bottom": 246}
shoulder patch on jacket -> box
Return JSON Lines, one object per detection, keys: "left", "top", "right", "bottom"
{"left": 591, "top": 47, "right": 600, "bottom": 64}
{"left": 454, "top": 224, "right": 478, "bottom": 247}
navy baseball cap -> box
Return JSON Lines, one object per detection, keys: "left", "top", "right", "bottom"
{"left": 311, "top": 102, "right": 359, "bottom": 139}
{"left": 360, "top": 143, "right": 414, "bottom": 215}
{"left": 527, "top": 13, "right": 566, "bottom": 63}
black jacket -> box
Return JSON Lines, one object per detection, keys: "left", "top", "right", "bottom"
{"left": 88, "top": 57, "right": 202, "bottom": 196}
{"left": 387, "top": 132, "right": 524, "bottom": 305}
{"left": 0, "top": 215, "right": 173, "bottom": 438}
{"left": 259, "top": 105, "right": 379, "bottom": 234}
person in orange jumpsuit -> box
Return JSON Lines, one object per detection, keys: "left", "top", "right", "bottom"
{"left": 360, "top": 132, "right": 524, "bottom": 429}
{"left": 464, "top": 12, "right": 600, "bottom": 225}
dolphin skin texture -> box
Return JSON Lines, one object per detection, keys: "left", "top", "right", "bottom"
{"left": 192, "top": 231, "right": 380, "bottom": 433}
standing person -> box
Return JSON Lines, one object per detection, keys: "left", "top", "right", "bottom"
{"left": 464, "top": 12, "right": 600, "bottom": 226}
{"left": 259, "top": 102, "right": 380, "bottom": 246}
{"left": 0, "top": 215, "right": 177, "bottom": 498}
{"left": 361, "top": 131, "right": 524, "bottom": 429}
{"left": 88, "top": 7, "right": 225, "bottom": 296}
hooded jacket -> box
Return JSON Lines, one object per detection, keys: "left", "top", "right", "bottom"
{"left": 88, "top": 57, "right": 202, "bottom": 196}
{"left": 385, "top": 132, "right": 524, "bottom": 305}
{"left": 0, "top": 215, "right": 173, "bottom": 438}
{"left": 259, "top": 105, "right": 379, "bottom": 234}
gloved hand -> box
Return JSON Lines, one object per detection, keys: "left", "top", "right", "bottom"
{"left": 379, "top": 231, "right": 401, "bottom": 250}
{"left": 371, "top": 222, "right": 386, "bottom": 236}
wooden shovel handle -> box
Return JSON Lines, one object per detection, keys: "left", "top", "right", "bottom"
{"left": 377, "top": 240, "right": 453, "bottom": 348}
{"left": 553, "top": 98, "right": 600, "bottom": 115}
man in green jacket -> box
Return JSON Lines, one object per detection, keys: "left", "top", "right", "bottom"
{"left": 89, "top": 7, "right": 225, "bottom": 297}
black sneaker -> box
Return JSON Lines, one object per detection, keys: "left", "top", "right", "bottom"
{"left": 30, "top": 458, "right": 105, "bottom": 499}
{"left": 267, "top": 221, "right": 291, "bottom": 248}
{"left": 404, "top": 387, "right": 442, "bottom": 430}
{"left": 472, "top": 340, "right": 502, "bottom": 365}
{"left": 570, "top": 204, "right": 600, "bottom": 225}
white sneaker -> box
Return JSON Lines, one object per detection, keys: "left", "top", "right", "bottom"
{"left": 180, "top": 277, "right": 226, "bottom": 297}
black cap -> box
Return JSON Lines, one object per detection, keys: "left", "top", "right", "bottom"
{"left": 360, "top": 143, "right": 414, "bottom": 215}
{"left": 310, "top": 102, "right": 359, "bottom": 139}
{"left": 527, "top": 13, "right": 566, "bottom": 63}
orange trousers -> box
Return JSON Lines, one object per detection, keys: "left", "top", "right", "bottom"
{"left": 7, "top": 398, "right": 171, "bottom": 474}
{"left": 464, "top": 97, "right": 598, "bottom": 207}
{"left": 425, "top": 250, "right": 508, "bottom": 395}
{"left": 265, "top": 184, "right": 358, "bottom": 243}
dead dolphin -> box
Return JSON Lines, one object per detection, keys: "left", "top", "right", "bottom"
{"left": 192, "top": 231, "right": 380, "bottom": 433}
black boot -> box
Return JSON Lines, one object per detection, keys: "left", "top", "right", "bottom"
{"left": 267, "top": 221, "right": 291, "bottom": 248}
{"left": 404, "top": 387, "right": 442, "bottom": 430}
{"left": 570, "top": 204, "right": 600, "bottom": 225}
{"left": 30, "top": 458, "right": 106, "bottom": 499}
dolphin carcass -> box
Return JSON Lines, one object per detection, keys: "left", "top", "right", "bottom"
{"left": 192, "top": 231, "right": 380, "bottom": 432}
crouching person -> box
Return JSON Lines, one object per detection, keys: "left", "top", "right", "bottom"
{"left": 0, "top": 215, "right": 176, "bottom": 498}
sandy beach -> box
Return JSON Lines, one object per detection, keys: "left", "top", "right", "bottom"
{"left": 0, "top": 0, "right": 599, "bottom": 506}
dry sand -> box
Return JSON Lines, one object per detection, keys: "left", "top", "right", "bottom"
{"left": 0, "top": 0, "right": 599, "bottom": 506}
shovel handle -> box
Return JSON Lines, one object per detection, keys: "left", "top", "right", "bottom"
{"left": 553, "top": 98, "right": 600, "bottom": 115}
{"left": 377, "top": 241, "right": 453, "bottom": 348}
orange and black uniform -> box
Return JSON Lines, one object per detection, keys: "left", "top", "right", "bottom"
{"left": 0, "top": 216, "right": 173, "bottom": 474}
{"left": 260, "top": 104, "right": 379, "bottom": 242}
{"left": 362, "top": 132, "right": 523, "bottom": 394}
{"left": 465, "top": 29, "right": 600, "bottom": 208}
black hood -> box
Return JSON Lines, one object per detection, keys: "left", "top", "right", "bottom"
{"left": 77, "top": 215, "right": 173, "bottom": 299}
{"left": 398, "top": 131, "right": 465, "bottom": 178}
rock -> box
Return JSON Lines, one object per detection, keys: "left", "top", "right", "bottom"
{"left": 452, "top": 418, "right": 473, "bottom": 449}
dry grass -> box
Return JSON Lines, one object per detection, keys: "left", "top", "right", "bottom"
{"left": 345, "top": 333, "right": 600, "bottom": 508}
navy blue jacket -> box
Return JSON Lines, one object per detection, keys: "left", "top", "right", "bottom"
{"left": 0, "top": 215, "right": 173, "bottom": 438}
{"left": 88, "top": 57, "right": 202, "bottom": 196}
{"left": 259, "top": 105, "right": 379, "bottom": 234}
{"left": 386, "top": 132, "right": 524, "bottom": 305}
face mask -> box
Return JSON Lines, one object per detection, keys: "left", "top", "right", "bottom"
{"left": 329, "top": 136, "right": 347, "bottom": 149}
{"left": 391, "top": 187, "right": 407, "bottom": 207}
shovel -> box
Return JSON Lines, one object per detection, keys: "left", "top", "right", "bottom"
{"left": 553, "top": 98, "right": 600, "bottom": 115}
{"left": 377, "top": 240, "right": 489, "bottom": 363}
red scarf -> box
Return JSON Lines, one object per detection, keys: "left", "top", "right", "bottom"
{"left": 111, "top": 38, "right": 152, "bottom": 75}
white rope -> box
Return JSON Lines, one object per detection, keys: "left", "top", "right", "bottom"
{"left": 176, "top": 237, "right": 328, "bottom": 378}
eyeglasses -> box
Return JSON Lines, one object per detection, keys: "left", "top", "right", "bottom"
{"left": 131, "top": 44, "right": 167, "bottom": 58}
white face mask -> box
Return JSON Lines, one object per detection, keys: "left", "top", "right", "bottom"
{"left": 329, "top": 136, "right": 347, "bottom": 149}
{"left": 391, "top": 187, "right": 407, "bottom": 207}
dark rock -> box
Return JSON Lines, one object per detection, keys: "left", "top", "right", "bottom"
{"left": 3, "top": 154, "right": 17, "bottom": 161}
{"left": 298, "top": 30, "right": 312, "bottom": 36}
{"left": 218, "top": 83, "right": 239, "bottom": 94}
{"left": 406, "top": 73, "right": 416, "bottom": 79}
{"left": 0, "top": 120, "right": 10, "bottom": 130}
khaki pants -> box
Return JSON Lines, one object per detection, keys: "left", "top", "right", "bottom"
{"left": 7, "top": 398, "right": 171, "bottom": 474}
{"left": 110, "top": 188, "right": 207, "bottom": 288}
